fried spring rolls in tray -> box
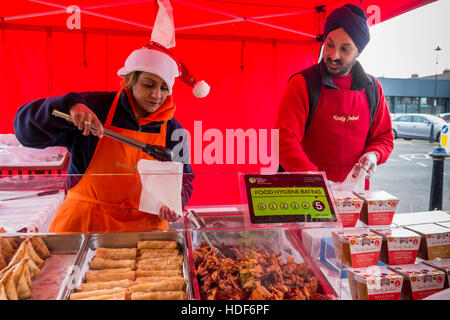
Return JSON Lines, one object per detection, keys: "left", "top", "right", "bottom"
{"left": 80, "top": 292, "right": 128, "bottom": 300}
{"left": 131, "top": 291, "right": 186, "bottom": 300}
{"left": 90, "top": 257, "right": 135, "bottom": 270}
{"left": 130, "top": 278, "right": 185, "bottom": 293}
{"left": 70, "top": 287, "right": 127, "bottom": 300}
{"left": 134, "top": 276, "right": 185, "bottom": 284}
{"left": 77, "top": 279, "right": 134, "bottom": 292}
{"left": 95, "top": 248, "right": 137, "bottom": 260}
{"left": 136, "top": 270, "right": 181, "bottom": 278}
{"left": 85, "top": 270, "right": 135, "bottom": 283}
{"left": 138, "top": 264, "right": 180, "bottom": 271}
{"left": 137, "top": 241, "right": 178, "bottom": 250}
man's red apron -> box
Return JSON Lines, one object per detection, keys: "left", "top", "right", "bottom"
{"left": 302, "top": 83, "right": 370, "bottom": 182}
{"left": 50, "top": 89, "right": 175, "bottom": 233}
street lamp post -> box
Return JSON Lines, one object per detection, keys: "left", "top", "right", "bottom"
{"left": 433, "top": 46, "right": 442, "bottom": 115}
{"left": 428, "top": 46, "right": 448, "bottom": 210}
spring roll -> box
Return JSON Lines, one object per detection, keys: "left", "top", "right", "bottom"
{"left": 138, "top": 252, "right": 180, "bottom": 261}
{"left": 136, "top": 270, "right": 181, "bottom": 278}
{"left": 70, "top": 287, "right": 127, "bottom": 300}
{"left": 77, "top": 279, "right": 134, "bottom": 292}
{"left": 95, "top": 248, "right": 137, "bottom": 260}
{"left": 138, "top": 264, "right": 180, "bottom": 271}
{"left": 139, "top": 256, "right": 183, "bottom": 266}
{"left": 85, "top": 270, "right": 135, "bottom": 283}
{"left": 88, "top": 268, "right": 132, "bottom": 274}
{"left": 80, "top": 292, "right": 128, "bottom": 300}
{"left": 137, "top": 241, "right": 178, "bottom": 250}
{"left": 130, "top": 278, "right": 185, "bottom": 293}
{"left": 90, "top": 257, "right": 135, "bottom": 270}
{"left": 134, "top": 276, "right": 184, "bottom": 284}
{"left": 131, "top": 291, "right": 186, "bottom": 300}
{"left": 139, "top": 248, "right": 179, "bottom": 255}
{"left": 30, "top": 237, "right": 51, "bottom": 259}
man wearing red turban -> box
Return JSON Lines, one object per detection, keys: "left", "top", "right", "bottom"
{"left": 277, "top": 4, "right": 394, "bottom": 185}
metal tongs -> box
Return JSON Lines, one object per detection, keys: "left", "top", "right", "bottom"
{"left": 52, "top": 110, "right": 173, "bottom": 162}
{"left": 187, "top": 210, "right": 237, "bottom": 259}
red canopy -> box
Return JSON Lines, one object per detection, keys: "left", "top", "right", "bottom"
{"left": 0, "top": 0, "right": 436, "bottom": 205}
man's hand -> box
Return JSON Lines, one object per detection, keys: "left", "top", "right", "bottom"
{"left": 355, "top": 152, "right": 378, "bottom": 179}
{"left": 69, "top": 103, "right": 104, "bottom": 138}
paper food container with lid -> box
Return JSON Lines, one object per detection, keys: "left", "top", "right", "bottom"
{"left": 347, "top": 266, "right": 404, "bottom": 300}
{"left": 388, "top": 263, "right": 446, "bottom": 300}
{"left": 354, "top": 191, "right": 399, "bottom": 226}
{"left": 331, "top": 190, "right": 364, "bottom": 228}
{"left": 331, "top": 228, "right": 382, "bottom": 268}
{"left": 422, "top": 258, "right": 450, "bottom": 288}
{"left": 371, "top": 227, "right": 421, "bottom": 265}
{"left": 404, "top": 223, "right": 450, "bottom": 260}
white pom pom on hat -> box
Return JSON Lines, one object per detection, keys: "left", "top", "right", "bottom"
{"left": 193, "top": 80, "right": 210, "bottom": 98}
{"left": 117, "top": 42, "right": 210, "bottom": 98}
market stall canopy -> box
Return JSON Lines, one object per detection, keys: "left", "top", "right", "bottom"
{"left": 0, "top": 0, "right": 436, "bottom": 205}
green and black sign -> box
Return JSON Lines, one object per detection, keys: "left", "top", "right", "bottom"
{"left": 244, "top": 173, "right": 337, "bottom": 224}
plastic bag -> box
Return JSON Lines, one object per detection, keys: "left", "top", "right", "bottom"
{"left": 329, "top": 163, "right": 366, "bottom": 192}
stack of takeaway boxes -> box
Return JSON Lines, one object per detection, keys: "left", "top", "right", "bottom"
{"left": 329, "top": 190, "right": 450, "bottom": 300}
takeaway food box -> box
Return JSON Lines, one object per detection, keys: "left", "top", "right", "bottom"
{"left": 347, "top": 266, "right": 404, "bottom": 300}
{"left": 371, "top": 227, "right": 421, "bottom": 265}
{"left": 331, "top": 228, "right": 382, "bottom": 268}
{"left": 388, "top": 263, "right": 446, "bottom": 300}
{"left": 354, "top": 191, "right": 399, "bottom": 226}
{"left": 404, "top": 224, "right": 450, "bottom": 260}
{"left": 332, "top": 190, "right": 364, "bottom": 228}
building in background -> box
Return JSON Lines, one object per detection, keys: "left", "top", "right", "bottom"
{"left": 378, "top": 69, "right": 450, "bottom": 115}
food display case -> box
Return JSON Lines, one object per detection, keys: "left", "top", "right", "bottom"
{"left": 1, "top": 171, "right": 450, "bottom": 300}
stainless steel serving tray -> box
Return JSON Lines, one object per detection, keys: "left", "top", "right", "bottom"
{"left": 0, "top": 233, "right": 87, "bottom": 300}
{"left": 57, "top": 231, "right": 193, "bottom": 300}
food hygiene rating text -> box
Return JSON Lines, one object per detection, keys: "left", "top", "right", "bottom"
{"left": 180, "top": 304, "right": 270, "bottom": 317}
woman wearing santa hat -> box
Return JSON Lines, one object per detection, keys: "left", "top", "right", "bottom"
{"left": 13, "top": 42, "right": 209, "bottom": 233}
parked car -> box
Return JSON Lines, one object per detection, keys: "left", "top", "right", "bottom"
{"left": 439, "top": 113, "right": 450, "bottom": 123}
{"left": 391, "top": 113, "right": 447, "bottom": 142}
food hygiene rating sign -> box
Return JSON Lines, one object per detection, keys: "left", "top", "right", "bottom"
{"left": 243, "top": 173, "right": 337, "bottom": 224}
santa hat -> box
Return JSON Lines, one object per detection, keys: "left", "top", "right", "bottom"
{"left": 117, "top": 0, "right": 209, "bottom": 98}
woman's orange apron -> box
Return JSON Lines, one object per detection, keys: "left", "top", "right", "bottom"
{"left": 50, "top": 89, "right": 175, "bottom": 233}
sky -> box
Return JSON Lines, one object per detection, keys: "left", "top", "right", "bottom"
{"left": 358, "top": 0, "right": 450, "bottom": 79}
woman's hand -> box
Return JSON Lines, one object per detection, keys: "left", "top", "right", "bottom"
{"left": 69, "top": 103, "right": 104, "bottom": 138}
{"left": 158, "top": 205, "right": 179, "bottom": 223}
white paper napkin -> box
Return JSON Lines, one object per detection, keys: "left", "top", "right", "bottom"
{"left": 137, "top": 159, "right": 183, "bottom": 216}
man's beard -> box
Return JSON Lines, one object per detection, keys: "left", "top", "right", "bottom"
{"left": 324, "top": 57, "right": 356, "bottom": 76}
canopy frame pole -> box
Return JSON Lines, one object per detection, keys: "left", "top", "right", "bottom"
{"left": 27, "top": 0, "right": 153, "bottom": 30}
{"left": 172, "top": 0, "right": 317, "bottom": 38}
